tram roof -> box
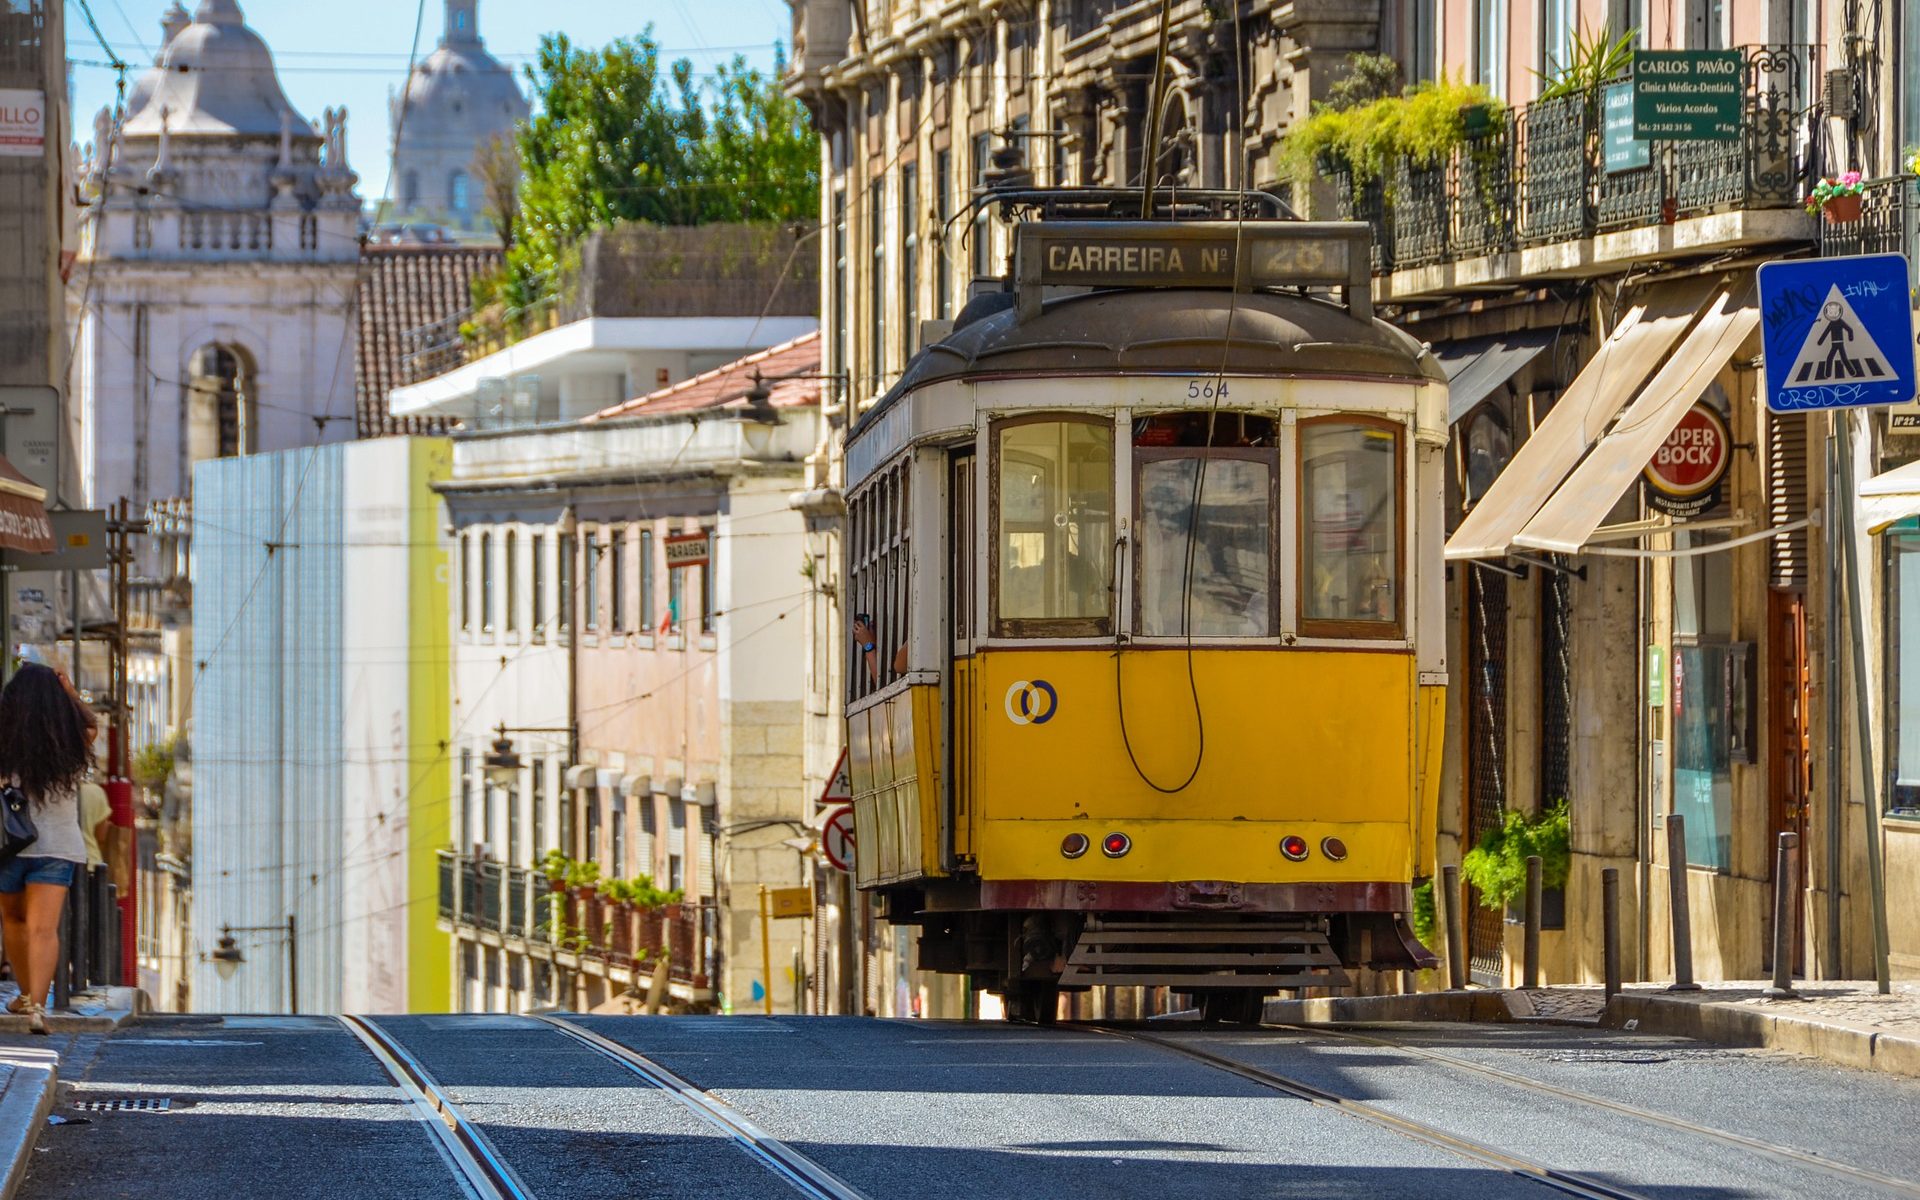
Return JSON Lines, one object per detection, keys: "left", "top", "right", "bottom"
{"left": 851, "top": 286, "right": 1442, "bottom": 441}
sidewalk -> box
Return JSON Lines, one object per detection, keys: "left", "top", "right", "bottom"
{"left": 0, "top": 986, "right": 143, "bottom": 1200}
{"left": 1604, "top": 979, "right": 1920, "bottom": 1080}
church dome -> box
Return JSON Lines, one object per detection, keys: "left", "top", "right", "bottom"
{"left": 125, "top": 3, "right": 192, "bottom": 122}
{"left": 123, "top": 0, "right": 313, "bottom": 139}
{"left": 399, "top": 42, "right": 528, "bottom": 140}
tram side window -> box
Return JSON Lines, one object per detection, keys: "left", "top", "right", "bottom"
{"left": 993, "top": 417, "right": 1113, "bottom": 636}
{"left": 1134, "top": 413, "right": 1276, "bottom": 638}
{"left": 848, "top": 459, "right": 911, "bottom": 701}
{"left": 1299, "top": 418, "right": 1402, "bottom": 636}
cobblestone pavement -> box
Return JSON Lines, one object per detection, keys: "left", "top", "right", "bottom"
{"left": 1629, "top": 979, "right": 1920, "bottom": 1033}
{"left": 1511, "top": 986, "right": 1608, "bottom": 1022}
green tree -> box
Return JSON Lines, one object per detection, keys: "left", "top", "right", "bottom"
{"left": 495, "top": 31, "right": 819, "bottom": 311}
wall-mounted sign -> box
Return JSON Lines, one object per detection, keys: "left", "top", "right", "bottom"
{"left": 1643, "top": 402, "right": 1730, "bottom": 518}
{"left": 0, "top": 89, "right": 44, "bottom": 158}
{"left": 1603, "top": 81, "right": 1651, "bottom": 172}
{"left": 664, "top": 529, "right": 711, "bottom": 569}
{"left": 1632, "top": 51, "right": 1744, "bottom": 141}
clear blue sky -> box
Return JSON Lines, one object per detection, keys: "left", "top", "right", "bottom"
{"left": 68, "top": 0, "right": 790, "bottom": 204}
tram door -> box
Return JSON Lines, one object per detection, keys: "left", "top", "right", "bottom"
{"left": 1463, "top": 562, "right": 1510, "bottom": 985}
{"left": 949, "top": 451, "right": 977, "bottom": 863}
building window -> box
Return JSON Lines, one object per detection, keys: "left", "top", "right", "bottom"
{"left": 700, "top": 555, "right": 716, "bottom": 636}
{"left": 483, "top": 780, "right": 497, "bottom": 855}
{"left": 450, "top": 169, "right": 470, "bottom": 213}
{"left": 505, "top": 774, "right": 519, "bottom": 865}
{"left": 585, "top": 787, "right": 602, "bottom": 863}
{"left": 1540, "top": 0, "right": 1576, "bottom": 84}
{"left": 1475, "top": 0, "right": 1507, "bottom": 98}
{"left": 583, "top": 530, "right": 600, "bottom": 632}
{"left": 639, "top": 528, "right": 655, "bottom": 633}
{"left": 901, "top": 163, "right": 919, "bottom": 364}
{"left": 557, "top": 533, "right": 574, "bottom": 633}
{"left": 1888, "top": 522, "right": 1920, "bottom": 818}
{"left": 1672, "top": 530, "right": 1738, "bottom": 869}
{"left": 972, "top": 132, "right": 993, "bottom": 278}
{"left": 833, "top": 188, "right": 849, "bottom": 396}
{"left": 503, "top": 530, "right": 518, "bottom": 633}
{"left": 459, "top": 749, "right": 473, "bottom": 850}
{"left": 935, "top": 149, "right": 953, "bottom": 319}
{"left": 611, "top": 801, "right": 626, "bottom": 876}
{"left": 869, "top": 176, "right": 886, "bottom": 393}
{"left": 611, "top": 526, "right": 628, "bottom": 632}
{"left": 991, "top": 417, "right": 1112, "bottom": 637}
{"left": 532, "top": 759, "right": 547, "bottom": 862}
{"left": 669, "top": 562, "right": 685, "bottom": 634}
{"left": 557, "top": 762, "right": 573, "bottom": 858}
{"left": 479, "top": 531, "right": 494, "bottom": 631}
{"left": 1298, "top": 418, "right": 1402, "bottom": 637}
{"left": 460, "top": 534, "right": 472, "bottom": 631}
{"left": 529, "top": 533, "right": 545, "bottom": 634}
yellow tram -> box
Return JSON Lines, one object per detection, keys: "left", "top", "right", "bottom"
{"left": 843, "top": 198, "right": 1448, "bottom": 1022}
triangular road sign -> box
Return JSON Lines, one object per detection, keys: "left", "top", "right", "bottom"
{"left": 1785, "top": 284, "right": 1898, "bottom": 385}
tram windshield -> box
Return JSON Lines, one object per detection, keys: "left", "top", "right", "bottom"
{"left": 994, "top": 417, "right": 1114, "bottom": 635}
{"left": 1135, "top": 457, "right": 1274, "bottom": 637}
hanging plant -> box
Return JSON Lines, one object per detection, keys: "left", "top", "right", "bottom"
{"left": 1279, "top": 76, "right": 1504, "bottom": 191}
{"left": 1805, "top": 172, "right": 1867, "bottom": 222}
{"left": 1461, "top": 801, "right": 1571, "bottom": 911}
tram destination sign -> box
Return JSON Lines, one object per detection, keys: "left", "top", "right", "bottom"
{"left": 1015, "top": 221, "right": 1372, "bottom": 321}
{"left": 1631, "top": 50, "right": 1743, "bottom": 141}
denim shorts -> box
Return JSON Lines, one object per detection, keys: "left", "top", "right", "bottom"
{"left": 0, "top": 856, "right": 76, "bottom": 893}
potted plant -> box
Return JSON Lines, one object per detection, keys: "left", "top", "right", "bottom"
{"left": 1806, "top": 172, "right": 1867, "bottom": 223}
{"left": 541, "top": 849, "right": 570, "bottom": 893}
{"left": 1461, "top": 801, "right": 1571, "bottom": 929}
{"left": 659, "top": 888, "right": 686, "bottom": 921}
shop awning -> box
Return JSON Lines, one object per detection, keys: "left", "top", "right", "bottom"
{"left": 1445, "top": 275, "right": 1721, "bottom": 561}
{"left": 1512, "top": 288, "right": 1758, "bottom": 554}
{"left": 1436, "top": 329, "right": 1559, "bottom": 425}
{"left": 0, "top": 456, "right": 53, "bottom": 555}
{"left": 1860, "top": 458, "right": 1920, "bottom": 534}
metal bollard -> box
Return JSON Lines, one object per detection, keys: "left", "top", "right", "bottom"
{"left": 1766, "top": 832, "right": 1803, "bottom": 1000}
{"left": 1666, "top": 814, "right": 1700, "bottom": 991}
{"left": 1523, "top": 855, "right": 1543, "bottom": 989}
{"left": 1602, "top": 867, "right": 1622, "bottom": 1000}
{"left": 1442, "top": 864, "right": 1468, "bottom": 990}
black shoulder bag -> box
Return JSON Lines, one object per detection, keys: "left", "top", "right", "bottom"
{"left": 0, "top": 784, "right": 38, "bottom": 864}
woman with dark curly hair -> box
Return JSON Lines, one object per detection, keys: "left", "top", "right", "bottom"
{"left": 0, "top": 664, "right": 95, "bottom": 1034}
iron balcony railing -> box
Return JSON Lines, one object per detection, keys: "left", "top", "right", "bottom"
{"left": 1819, "top": 175, "right": 1918, "bottom": 259}
{"left": 1333, "top": 44, "right": 1811, "bottom": 277}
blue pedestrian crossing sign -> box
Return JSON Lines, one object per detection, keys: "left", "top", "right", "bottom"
{"left": 1759, "top": 253, "right": 1916, "bottom": 413}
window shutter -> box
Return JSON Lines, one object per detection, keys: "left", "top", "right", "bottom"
{"left": 1767, "top": 410, "right": 1810, "bottom": 589}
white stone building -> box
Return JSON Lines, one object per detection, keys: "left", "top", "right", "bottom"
{"left": 71, "top": 0, "right": 359, "bottom": 511}
{"left": 389, "top": 0, "right": 528, "bottom": 235}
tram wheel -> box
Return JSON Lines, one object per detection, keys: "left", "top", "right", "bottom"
{"left": 1199, "top": 989, "right": 1266, "bottom": 1025}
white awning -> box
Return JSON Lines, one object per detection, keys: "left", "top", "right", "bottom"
{"left": 1435, "top": 329, "right": 1558, "bottom": 425}
{"left": 1860, "top": 458, "right": 1920, "bottom": 534}
{"left": 1446, "top": 275, "right": 1720, "bottom": 561}
{"left": 1513, "top": 289, "right": 1757, "bottom": 553}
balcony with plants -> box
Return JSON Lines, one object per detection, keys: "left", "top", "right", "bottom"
{"left": 1816, "top": 163, "right": 1920, "bottom": 260}
{"left": 437, "top": 848, "right": 712, "bottom": 1006}
{"left": 1287, "top": 37, "right": 1816, "bottom": 303}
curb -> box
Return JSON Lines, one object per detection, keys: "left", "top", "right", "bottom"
{"left": 1262, "top": 989, "right": 1523, "bottom": 1024}
{"left": 0, "top": 1050, "right": 57, "bottom": 1200}
{"left": 1603, "top": 992, "right": 1920, "bottom": 1080}
{"left": 0, "top": 987, "right": 146, "bottom": 1036}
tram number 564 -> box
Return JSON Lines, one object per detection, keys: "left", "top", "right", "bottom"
{"left": 1185, "top": 378, "right": 1231, "bottom": 400}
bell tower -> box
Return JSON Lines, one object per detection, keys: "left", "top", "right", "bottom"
{"left": 444, "top": 0, "right": 479, "bottom": 45}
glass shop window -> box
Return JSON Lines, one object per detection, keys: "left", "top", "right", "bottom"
{"left": 1299, "top": 418, "right": 1402, "bottom": 636}
{"left": 1671, "top": 531, "right": 1751, "bottom": 870}
{"left": 1887, "top": 522, "right": 1920, "bottom": 818}
{"left": 1132, "top": 413, "right": 1276, "bottom": 637}
{"left": 993, "top": 417, "right": 1113, "bottom": 635}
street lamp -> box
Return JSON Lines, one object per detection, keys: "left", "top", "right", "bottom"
{"left": 210, "top": 917, "right": 298, "bottom": 1013}
{"left": 734, "top": 372, "right": 784, "bottom": 457}
{"left": 482, "top": 723, "right": 523, "bottom": 788}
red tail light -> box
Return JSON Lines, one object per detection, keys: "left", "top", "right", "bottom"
{"left": 1101, "top": 832, "right": 1131, "bottom": 858}
{"left": 1061, "top": 833, "right": 1090, "bottom": 859}
{"left": 1279, "top": 835, "right": 1309, "bottom": 862}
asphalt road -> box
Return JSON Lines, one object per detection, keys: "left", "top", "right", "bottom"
{"left": 13, "top": 1013, "right": 1920, "bottom": 1199}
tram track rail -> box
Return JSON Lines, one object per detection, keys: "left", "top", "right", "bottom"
{"left": 1077, "top": 1023, "right": 1658, "bottom": 1200}
{"left": 339, "top": 1015, "right": 536, "bottom": 1200}
{"left": 533, "top": 1014, "right": 873, "bottom": 1200}
{"left": 1272, "top": 1022, "right": 1920, "bottom": 1200}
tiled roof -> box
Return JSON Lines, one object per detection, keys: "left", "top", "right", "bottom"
{"left": 588, "top": 331, "right": 823, "bottom": 421}
{"left": 354, "top": 244, "right": 502, "bottom": 437}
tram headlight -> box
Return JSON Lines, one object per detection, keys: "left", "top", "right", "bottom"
{"left": 1061, "top": 833, "right": 1091, "bottom": 859}
{"left": 1320, "top": 837, "right": 1348, "bottom": 862}
{"left": 1279, "top": 835, "right": 1310, "bottom": 862}
{"left": 1101, "top": 832, "right": 1131, "bottom": 858}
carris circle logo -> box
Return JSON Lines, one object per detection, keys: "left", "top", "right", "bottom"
{"left": 1004, "top": 680, "right": 1058, "bottom": 726}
